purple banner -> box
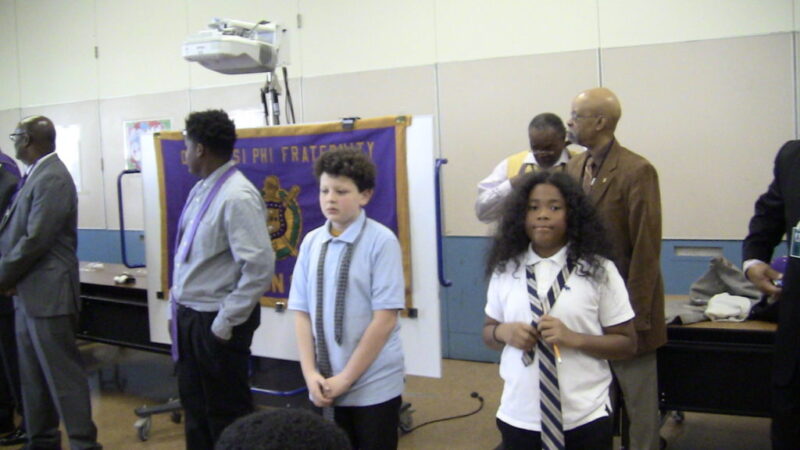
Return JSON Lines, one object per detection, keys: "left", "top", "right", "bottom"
{"left": 158, "top": 125, "right": 399, "bottom": 303}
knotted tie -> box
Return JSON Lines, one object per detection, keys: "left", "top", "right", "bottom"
{"left": 314, "top": 222, "right": 367, "bottom": 420}
{"left": 523, "top": 262, "right": 574, "bottom": 450}
{"left": 582, "top": 156, "right": 596, "bottom": 194}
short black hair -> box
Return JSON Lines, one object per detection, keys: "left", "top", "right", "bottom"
{"left": 313, "top": 149, "right": 376, "bottom": 192}
{"left": 528, "top": 113, "right": 566, "bottom": 139}
{"left": 20, "top": 116, "right": 56, "bottom": 152}
{"left": 215, "top": 408, "right": 351, "bottom": 450}
{"left": 184, "top": 109, "right": 237, "bottom": 160}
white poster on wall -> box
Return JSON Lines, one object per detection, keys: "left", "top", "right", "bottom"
{"left": 124, "top": 119, "right": 171, "bottom": 170}
{"left": 55, "top": 124, "right": 82, "bottom": 192}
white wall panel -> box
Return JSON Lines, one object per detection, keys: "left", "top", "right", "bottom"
{"left": 0, "top": 0, "right": 20, "bottom": 110}
{"left": 602, "top": 34, "right": 794, "bottom": 239}
{"left": 434, "top": 0, "right": 599, "bottom": 63}
{"left": 301, "top": 65, "right": 436, "bottom": 123}
{"left": 16, "top": 0, "right": 98, "bottom": 107}
{"left": 438, "top": 50, "right": 598, "bottom": 236}
{"left": 0, "top": 110, "right": 22, "bottom": 164}
{"left": 20, "top": 101, "right": 106, "bottom": 229}
{"left": 296, "top": 0, "right": 437, "bottom": 77}
{"left": 98, "top": 91, "right": 191, "bottom": 230}
{"left": 598, "top": 0, "right": 793, "bottom": 48}
{"left": 188, "top": 78, "right": 304, "bottom": 126}
{"left": 95, "top": 0, "right": 190, "bottom": 98}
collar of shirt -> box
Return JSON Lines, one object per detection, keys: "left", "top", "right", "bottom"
{"left": 323, "top": 209, "right": 367, "bottom": 244}
{"left": 524, "top": 149, "right": 571, "bottom": 167}
{"left": 587, "top": 138, "right": 615, "bottom": 170}
{"left": 25, "top": 151, "right": 58, "bottom": 178}
{"left": 196, "top": 160, "right": 235, "bottom": 193}
{"left": 525, "top": 243, "right": 568, "bottom": 267}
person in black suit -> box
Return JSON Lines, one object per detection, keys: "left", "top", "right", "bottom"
{"left": 0, "top": 147, "right": 25, "bottom": 446}
{"left": 743, "top": 140, "right": 800, "bottom": 449}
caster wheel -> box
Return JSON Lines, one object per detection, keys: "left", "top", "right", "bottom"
{"left": 171, "top": 411, "right": 182, "bottom": 424}
{"left": 135, "top": 416, "right": 152, "bottom": 441}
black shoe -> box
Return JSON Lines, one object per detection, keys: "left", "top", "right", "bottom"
{"left": 0, "top": 423, "right": 14, "bottom": 437}
{"left": 0, "top": 428, "right": 26, "bottom": 446}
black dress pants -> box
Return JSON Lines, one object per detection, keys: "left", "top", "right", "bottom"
{"left": 771, "top": 360, "right": 800, "bottom": 450}
{"left": 176, "top": 305, "right": 259, "bottom": 450}
{"left": 334, "top": 395, "right": 401, "bottom": 450}
{"left": 497, "top": 415, "right": 612, "bottom": 450}
{"left": 0, "top": 311, "right": 21, "bottom": 432}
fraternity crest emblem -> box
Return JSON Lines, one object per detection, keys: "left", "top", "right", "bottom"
{"left": 261, "top": 176, "right": 302, "bottom": 260}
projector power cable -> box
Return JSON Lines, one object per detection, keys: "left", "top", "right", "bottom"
{"left": 401, "top": 392, "right": 484, "bottom": 433}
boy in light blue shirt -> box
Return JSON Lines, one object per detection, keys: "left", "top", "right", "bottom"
{"left": 289, "top": 149, "right": 405, "bottom": 450}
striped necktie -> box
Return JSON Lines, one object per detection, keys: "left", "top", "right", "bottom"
{"left": 314, "top": 221, "right": 368, "bottom": 420}
{"left": 523, "top": 262, "right": 574, "bottom": 450}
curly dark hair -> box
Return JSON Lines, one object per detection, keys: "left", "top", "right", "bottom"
{"left": 215, "top": 408, "right": 351, "bottom": 450}
{"left": 313, "top": 148, "right": 376, "bottom": 192}
{"left": 184, "top": 109, "right": 237, "bottom": 160}
{"left": 485, "top": 171, "right": 612, "bottom": 281}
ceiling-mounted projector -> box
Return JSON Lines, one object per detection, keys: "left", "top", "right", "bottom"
{"left": 182, "top": 18, "right": 288, "bottom": 74}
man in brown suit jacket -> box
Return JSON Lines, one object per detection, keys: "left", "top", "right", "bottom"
{"left": 566, "top": 88, "right": 665, "bottom": 450}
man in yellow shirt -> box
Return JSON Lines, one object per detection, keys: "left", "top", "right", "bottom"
{"left": 475, "top": 113, "right": 576, "bottom": 223}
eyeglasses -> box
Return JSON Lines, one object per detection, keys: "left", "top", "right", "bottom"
{"left": 570, "top": 113, "right": 601, "bottom": 121}
{"left": 8, "top": 132, "right": 27, "bottom": 142}
{"left": 570, "top": 113, "right": 603, "bottom": 120}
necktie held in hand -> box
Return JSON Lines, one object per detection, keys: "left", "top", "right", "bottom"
{"left": 523, "top": 263, "right": 574, "bottom": 450}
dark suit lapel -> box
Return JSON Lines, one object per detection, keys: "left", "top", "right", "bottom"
{"left": 0, "top": 154, "right": 59, "bottom": 231}
{"left": 0, "top": 191, "right": 19, "bottom": 231}
{"left": 588, "top": 141, "right": 620, "bottom": 204}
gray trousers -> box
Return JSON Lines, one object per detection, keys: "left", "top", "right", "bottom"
{"left": 611, "top": 351, "right": 661, "bottom": 450}
{"left": 16, "top": 310, "right": 100, "bottom": 450}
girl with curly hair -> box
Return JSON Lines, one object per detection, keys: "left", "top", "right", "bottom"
{"left": 482, "top": 171, "right": 637, "bottom": 449}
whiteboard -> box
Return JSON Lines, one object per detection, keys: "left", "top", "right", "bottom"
{"left": 141, "top": 115, "right": 442, "bottom": 378}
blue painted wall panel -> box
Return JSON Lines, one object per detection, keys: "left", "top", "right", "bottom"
{"left": 78, "top": 229, "right": 145, "bottom": 266}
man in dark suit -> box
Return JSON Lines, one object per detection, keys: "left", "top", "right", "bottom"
{"left": 0, "top": 147, "right": 25, "bottom": 446}
{"left": 566, "top": 87, "right": 665, "bottom": 450}
{"left": 0, "top": 116, "right": 101, "bottom": 449}
{"left": 743, "top": 141, "right": 800, "bottom": 449}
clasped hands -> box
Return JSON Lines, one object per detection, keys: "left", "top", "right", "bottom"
{"left": 305, "top": 372, "right": 353, "bottom": 408}
{"left": 499, "top": 315, "right": 575, "bottom": 352}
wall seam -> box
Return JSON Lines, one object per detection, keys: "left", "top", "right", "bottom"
{"left": 596, "top": 0, "right": 604, "bottom": 86}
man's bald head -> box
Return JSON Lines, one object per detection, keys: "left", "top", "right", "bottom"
{"left": 14, "top": 116, "right": 56, "bottom": 165}
{"left": 573, "top": 88, "right": 621, "bottom": 130}
{"left": 567, "top": 87, "right": 622, "bottom": 149}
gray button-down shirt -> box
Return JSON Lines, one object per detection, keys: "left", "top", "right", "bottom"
{"left": 170, "top": 161, "right": 275, "bottom": 340}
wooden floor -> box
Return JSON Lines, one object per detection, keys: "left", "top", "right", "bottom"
{"left": 4, "top": 344, "right": 771, "bottom": 449}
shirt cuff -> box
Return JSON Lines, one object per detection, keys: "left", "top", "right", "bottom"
{"left": 211, "top": 317, "right": 233, "bottom": 341}
{"left": 742, "top": 259, "right": 765, "bottom": 274}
